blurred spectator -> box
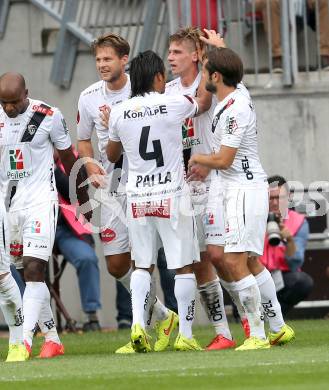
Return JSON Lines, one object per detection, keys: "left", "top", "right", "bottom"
{"left": 260, "top": 175, "right": 313, "bottom": 315}
{"left": 55, "top": 153, "right": 102, "bottom": 331}
{"left": 255, "top": 0, "right": 329, "bottom": 72}
{"left": 116, "top": 248, "right": 177, "bottom": 329}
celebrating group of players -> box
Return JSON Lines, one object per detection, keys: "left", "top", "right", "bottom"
{"left": 0, "top": 26, "right": 295, "bottom": 362}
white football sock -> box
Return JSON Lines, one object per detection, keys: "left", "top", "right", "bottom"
{"left": 0, "top": 273, "right": 24, "bottom": 344}
{"left": 220, "top": 278, "right": 247, "bottom": 322}
{"left": 118, "top": 268, "right": 168, "bottom": 325}
{"left": 144, "top": 273, "right": 157, "bottom": 327}
{"left": 235, "top": 275, "right": 266, "bottom": 340}
{"left": 130, "top": 269, "right": 151, "bottom": 329}
{"left": 174, "top": 274, "right": 196, "bottom": 339}
{"left": 255, "top": 268, "right": 285, "bottom": 332}
{"left": 147, "top": 274, "right": 169, "bottom": 325}
{"left": 198, "top": 277, "right": 232, "bottom": 340}
{"left": 37, "top": 287, "right": 61, "bottom": 344}
{"left": 23, "top": 282, "right": 48, "bottom": 347}
{"left": 152, "top": 297, "right": 169, "bottom": 322}
{"left": 117, "top": 268, "right": 132, "bottom": 291}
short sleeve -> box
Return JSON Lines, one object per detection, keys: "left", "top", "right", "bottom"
{"left": 50, "top": 109, "right": 72, "bottom": 150}
{"left": 77, "top": 95, "right": 94, "bottom": 140}
{"left": 220, "top": 103, "right": 250, "bottom": 149}
{"left": 173, "top": 95, "right": 199, "bottom": 121}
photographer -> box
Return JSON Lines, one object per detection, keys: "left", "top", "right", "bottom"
{"left": 260, "top": 175, "right": 314, "bottom": 315}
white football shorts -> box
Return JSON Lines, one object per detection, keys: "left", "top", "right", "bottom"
{"left": 100, "top": 191, "right": 129, "bottom": 256}
{"left": 9, "top": 200, "right": 58, "bottom": 269}
{"left": 127, "top": 194, "right": 200, "bottom": 269}
{"left": 223, "top": 185, "right": 269, "bottom": 256}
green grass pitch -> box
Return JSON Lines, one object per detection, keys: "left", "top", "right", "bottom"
{"left": 0, "top": 319, "right": 328, "bottom": 389}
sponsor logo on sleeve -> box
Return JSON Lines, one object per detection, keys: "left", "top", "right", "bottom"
{"left": 225, "top": 116, "right": 238, "bottom": 134}
{"left": 61, "top": 118, "right": 69, "bottom": 134}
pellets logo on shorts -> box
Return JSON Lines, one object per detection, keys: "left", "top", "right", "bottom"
{"left": 100, "top": 228, "right": 116, "bottom": 242}
{"left": 205, "top": 212, "right": 214, "bottom": 225}
{"left": 131, "top": 199, "right": 171, "bottom": 219}
{"left": 31, "top": 221, "right": 41, "bottom": 233}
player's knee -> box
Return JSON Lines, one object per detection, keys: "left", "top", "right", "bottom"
{"left": 23, "top": 257, "right": 46, "bottom": 282}
{"left": 106, "top": 254, "right": 130, "bottom": 278}
{"left": 207, "top": 245, "right": 224, "bottom": 268}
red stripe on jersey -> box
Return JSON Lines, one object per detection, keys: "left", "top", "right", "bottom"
{"left": 183, "top": 95, "right": 195, "bottom": 104}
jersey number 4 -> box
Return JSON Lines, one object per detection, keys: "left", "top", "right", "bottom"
{"left": 139, "top": 126, "right": 164, "bottom": 167}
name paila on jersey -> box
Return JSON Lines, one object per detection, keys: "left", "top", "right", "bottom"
{"left": 109, "top": 92, "right": 198, "bottom": 201}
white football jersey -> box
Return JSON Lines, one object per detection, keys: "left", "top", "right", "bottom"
{"left": 77, "top": 76, "right": 131, "bottom": 193}
{"left": 212, "top": 86, "right": 267, "bottom": 188}
{"left": 165, "top": 72, "right": 217, "bottom": 155}
{"left": 0, "top": 99, "right": 72, "bottom": 210}
{"left": 109, "top": 92, "right": 198, "bottom": 200}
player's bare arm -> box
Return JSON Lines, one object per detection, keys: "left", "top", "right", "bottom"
{"left": 106, "top": 140, "right": 122, "bottom": 163}
{"left": 78, "top": 138, "right": 106, "bottom": 188}
{"left": 188, "top": 145, "right": 237, "bottom": 170}
{"left": 193, "top": 70, "right": 212, "bottom": 115}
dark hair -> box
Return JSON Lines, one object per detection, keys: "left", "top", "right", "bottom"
{"left": 206, "top": 48, "right": 243, "bottom": 87}
{"left": 268, "top": 175, "right": 289, "bottom": 192}
{"left": 92, "top": 32, "right": 130, "bottom": 57}
{"left": 129, "top": 50, "right": 165, "bottom": 97}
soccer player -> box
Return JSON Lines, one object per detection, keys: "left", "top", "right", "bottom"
{"left": 77, "top": 33, "right": 175, "bottom": 353}
{"left": 107, "top": 50, "right": 212, "bottom": 352}
{"left": 189, "top": 46, "right": 271, "bottom": 350}
{"left": 196, "top": 30, "right": 295, "bottom": 346}
{"left": 0, "top": 72, "right": 87, "bottom": 358}
{"left": 0, "top": 135, "right": 27, "bottom": 361}
{"left": 166, "top": 27, "right": 235, "bottom": 350}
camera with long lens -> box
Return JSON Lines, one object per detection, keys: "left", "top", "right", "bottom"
{"left": 267, "top": 212, "right": 281, "bottom": 246}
